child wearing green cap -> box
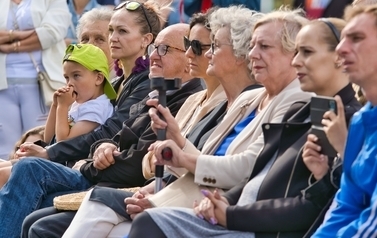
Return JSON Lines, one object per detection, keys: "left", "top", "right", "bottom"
{"left": 0, "top": 44, "right": 117, "bottom": 189}
{"left": 44, "top": 44, "right": 116, "bottom": 144}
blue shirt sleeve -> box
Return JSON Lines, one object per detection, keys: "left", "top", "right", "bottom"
{"left": 313, "top": 173, "right": 367, "bottom": 237}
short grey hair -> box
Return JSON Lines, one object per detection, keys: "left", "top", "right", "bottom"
{"left": 254, "top": 7, "right": 308, "bottom": 53}
{"left": 208, "top": 6, "right": 264, "bottom": 60}
{"left": 76, "top": 7, "right": 113, "bottom": 39}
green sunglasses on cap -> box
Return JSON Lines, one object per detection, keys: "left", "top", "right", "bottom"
{"left": 114, "top": 1, "right": 152, "bottom": 33}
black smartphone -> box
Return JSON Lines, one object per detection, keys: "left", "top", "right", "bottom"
{"left": 310, "top": 96, "right": 338, "bottom": 158}
{"left": 33, "top": 140, "right": 48, "bottom": 148}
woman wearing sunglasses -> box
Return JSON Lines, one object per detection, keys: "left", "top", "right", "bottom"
{"left": 141, "top": 10, "right": 227, "bottom": 180}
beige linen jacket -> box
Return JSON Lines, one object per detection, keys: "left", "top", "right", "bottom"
{"left": 175, "top": 84, "right": 226, "bottom": 136}
{"left": 182, "top": 79, "right": 313, "bottom": 189}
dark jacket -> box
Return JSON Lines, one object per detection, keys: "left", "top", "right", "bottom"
{"left": 293, "top": 0, "right": 353, "bottom": 18}
{"left": 46, "top": 70, "right": 151, "bottom": 164}
{"left": 80, "top": 79, "right": 203, "bottom": 188}
{"left": 223, "top": 84, "right": 361, "bottom": 238}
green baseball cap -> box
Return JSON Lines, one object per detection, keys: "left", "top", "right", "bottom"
{"left": 63, "top": 44, "right": 117, "bottom": 100}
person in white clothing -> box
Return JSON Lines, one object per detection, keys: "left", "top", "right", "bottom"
{"left": 0, "top": 0, "right": 71, "bottom": 159}
{"left": 44, "top": 44, "right": 116, "bottom": 144}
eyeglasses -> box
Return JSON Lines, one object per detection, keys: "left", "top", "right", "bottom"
{"left": 148, "top": 44, "right": 186, "bottom": 56}
{"left": 210, "top": 42, "right": 233, "bottom": 55}
{"left": 183, "top": 36, "right": 211, "bottom": 56}
{"left": 114, "top": 1, "right": 152, "bottom": 33}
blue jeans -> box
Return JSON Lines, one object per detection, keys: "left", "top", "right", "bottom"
{"left": 0, "top": 158, "right": 92, "bottom": 238}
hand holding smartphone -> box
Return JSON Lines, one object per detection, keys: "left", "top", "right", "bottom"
{"left": 310, "top": 96, "right": 338, "bottom": 158}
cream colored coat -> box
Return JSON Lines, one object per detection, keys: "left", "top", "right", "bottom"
{"left": 0, "top": 0, "right": 70, "bottom": 90}
{"left": 175, "top": 84, "right": 226, "bottom": 136}
{"left": 181, "top": 79, "right": 313, "bottom": 189}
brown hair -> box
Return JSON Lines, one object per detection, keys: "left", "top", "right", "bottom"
{"left": 9, "top": 125, "right": 45, "bottom": 160}
{"left": 118, "top": 1, "right": 171, "bottom": 42}
{"left": 188, "top": 7, "right": 217, "bottom": 32}
{"left": 310, "top": 18, "right": 346, "bottom": 51}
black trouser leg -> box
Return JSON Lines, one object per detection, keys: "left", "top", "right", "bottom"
{"left": 21, "top": 206, "right": 76, "bottom": 238}
{"left": 128, "top": 212, "right": 167, "bottom": 238}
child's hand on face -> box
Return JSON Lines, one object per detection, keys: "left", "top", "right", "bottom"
{"left": 52, "top": 86, "right": 67, "bottom": 107}
{"left": 57, "top": 86, "right": 76, "bottom": 107}
{"left": 53, "top": 86, "right": 69, "bottom": 107}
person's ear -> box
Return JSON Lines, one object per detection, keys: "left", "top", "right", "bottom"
{"left": 334, "top": 55, "right": 343, "bottom": 69}
{"left": 235, "top": 55, "right": 246, "bottom": 65}
{"left": 95, "top": 72, "right": 105, "bottom": 86}
{"left": 184, "top": 58, "right": 190, "bottom": 74}
{"left": 141, "top": 33, "right": 154, "bottom": 49}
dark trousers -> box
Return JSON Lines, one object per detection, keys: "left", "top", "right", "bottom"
{"left": 128, "top": 212, "right": 166, "bottom": 238}
{"left": 22, "top": 207, "right": 75, "bottom": 238}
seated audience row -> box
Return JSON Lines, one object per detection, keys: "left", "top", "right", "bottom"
{"left": 24, "top": 4, "right": 357, "bottom": 237}
{"left": 0, "top": 1, "right": 375, "bottom": 237}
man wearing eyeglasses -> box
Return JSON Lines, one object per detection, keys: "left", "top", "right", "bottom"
{"left": 0, "top": 23, "right": 203, "bottom": 238}
{"left": 76, "top": 23, "right": 203, "bottom": 192}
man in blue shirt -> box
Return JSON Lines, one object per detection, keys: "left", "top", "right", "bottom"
{"left": 313, "top": 4, "right": 377, "bottom": 237}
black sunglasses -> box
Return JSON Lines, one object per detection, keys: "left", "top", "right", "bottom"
{"left": 114, "top": 1, "right": 152, "bottom": 33}
{"left": 184, "top": 36, "right": 211, "bottom": 56}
